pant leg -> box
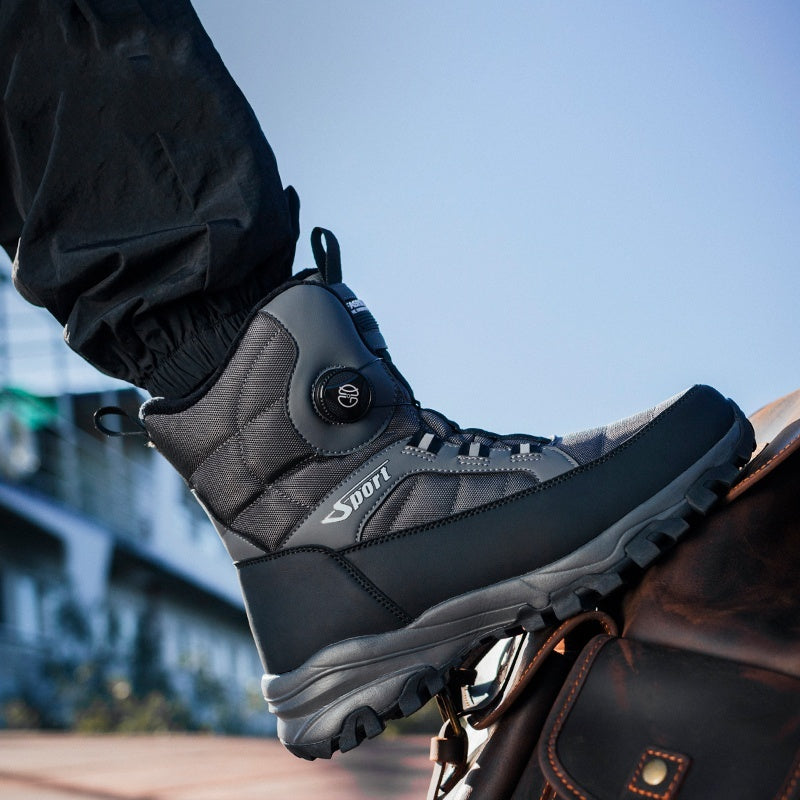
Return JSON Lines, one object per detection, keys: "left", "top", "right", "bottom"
{"left": 0, "top": 0, "right": 299, "bottom": 396}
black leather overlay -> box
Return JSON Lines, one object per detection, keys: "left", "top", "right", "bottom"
{"left": 237, "top": 548, "right": 411, "bottom": 675}
{"left": 344, "top": 386, "right": 733, "bottom": 618}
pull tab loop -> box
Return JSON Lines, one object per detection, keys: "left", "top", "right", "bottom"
{"left": 310, "top": 227, "right": 342, "bottom": 285}
{"left": 93, "top": 406, "right": 148, "bottom": 438}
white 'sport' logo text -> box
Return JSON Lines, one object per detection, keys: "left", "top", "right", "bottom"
{"left": 322, "top": 461, "right": 391, "bottom": 524}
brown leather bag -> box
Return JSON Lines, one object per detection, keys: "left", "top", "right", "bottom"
{"left": 428, "top": 389, "right": 800, "bottom": 800}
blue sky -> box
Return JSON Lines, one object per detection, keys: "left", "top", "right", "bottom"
{"left": 3, "top": 1, "right": 799, "bottom": 436}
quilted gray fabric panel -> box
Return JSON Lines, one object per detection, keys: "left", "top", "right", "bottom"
{"left": 146, "top": 314, "right": 313, "bottom": 536}
{"left": 384, "top": 472, "right": 461, "bottom": 531}
{"left": 240, "top": 402, "right": 306, "bottom": 483}
{"left": 271, "top": 404, "right": 419, "bottom": 508}
{"left": 360, "top": 470, "right": 539, "bottom": 541}
{"left": 228, "top": 402, "right": 420, "bottom": 548}
{"left": 146, "top": 309, "right": 421, "bottom": 552}
{"left": 190, "top": 437, "right": 264, "bottom": 520}
{"left": 231, "top": 487, "right": 311, "bottom": 551}
{"left": 146, "top": 314, "right": 305, "bottom": 478}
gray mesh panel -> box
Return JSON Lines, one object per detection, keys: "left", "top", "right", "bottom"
{"left": 555, "top": 427, "right": 605, "bottom": 464}
{"left": 359, "top": 479, "right": 417, "bottom": 541}
{"left": 389, "top": 473, "right": 461, "bottom": 531}
{"left": 451, "top": 473, "right": 507, "bottom": 513}
{"left": 361, "top": 470, "right": 539, "bottom": 541}
{"left": 504, "top": 471, "right": 539, "bottom": 493}
{"left": 145, "top": 312, "right": 316, "bottom": 548}
{"left": 451, "top": 471, "right": 537, "bottom": 514}
{"left": 236, "top": 331, "right": 297, "bottom": 422}
{"left": 239, "top": 402, "right": 308, "bottom": 483}
{"left": 556, "top": 392, "right": 683, "bottom": 465}
{"left": 496, "top": 435, "right": 538, "bottom": 447}
{"left": 420, "top": 409, "right": 457, "bottom": 439}
{"left": 235, "top": 406, "right": 420, "bottom": 550}
{"left": 420, "top": 409, "right": 551, "bottom": 451}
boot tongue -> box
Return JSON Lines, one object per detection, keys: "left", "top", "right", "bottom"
{"left": 309, "top": 227, "right": 388, "bottom": 356}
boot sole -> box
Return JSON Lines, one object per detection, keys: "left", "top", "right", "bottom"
{"left": 262, "top": 403, "right": 754, "bottom": 759}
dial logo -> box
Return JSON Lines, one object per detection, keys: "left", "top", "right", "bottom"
{"left": 337, "top": 384, "right": 360, "bottom": 408}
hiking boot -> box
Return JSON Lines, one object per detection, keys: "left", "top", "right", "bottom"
{"left": 141, "top": 227, "right": 754, "bottom": 759}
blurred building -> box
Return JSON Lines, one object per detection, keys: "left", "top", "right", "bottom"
{"left": 0, "top": 266, "right": 273, "bottom": 734}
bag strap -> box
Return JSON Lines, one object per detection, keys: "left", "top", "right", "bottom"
{"left": 470, "top": 611, "right": 617, "bottom": 730}
{"left": 426, "top": 611, "right": 618, "bottom": 799}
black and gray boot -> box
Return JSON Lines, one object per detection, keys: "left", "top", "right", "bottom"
{"left": 141, "top": 228, "right": 754, "bottom": 759}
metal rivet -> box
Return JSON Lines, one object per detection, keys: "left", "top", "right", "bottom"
{"left": 642, "top": 757, "right": 669, "bottom": 786}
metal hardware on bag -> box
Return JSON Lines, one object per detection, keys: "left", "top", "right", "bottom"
{"left": 427, "top": 719, "right": 468, "bottom": 800}
{"left": 435, "top": 691, "right": 464, "bottom": 742}
{"left": 427, "top": 674, "right": 472, "bottom": 800}
{"left": 641, "top": 757, "right": 669, "bottom": 786}
{"left": 426, "top": 613, "right": 621, "bottom": 798}
{"left": 429, "top": 720, "right": 468, "bottom": 767}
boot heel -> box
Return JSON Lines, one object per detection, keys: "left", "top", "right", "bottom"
{"left": 237, "top": 547, "right": 410, "bottom": 675}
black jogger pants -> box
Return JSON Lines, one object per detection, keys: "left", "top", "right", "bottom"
{"left": 0, "top": 0, "right": 299, "bottom": 396}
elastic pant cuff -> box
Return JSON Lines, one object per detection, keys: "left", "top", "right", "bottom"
{"left": 142, "top": 308, "right": 254, "bottom": 399}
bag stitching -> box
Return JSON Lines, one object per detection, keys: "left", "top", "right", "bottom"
{"left": 777, "top": 750, "right": 800, "bottom": 800}
{"left": 545, "top": 635, "right": 609, "bottom": 800}
{"left": 730, "top": 432, "right": 800, "bottom": 499}
{"left": 537, "top": 783, "right": 554, "bottom": 800}
{"left": 497, "top": 613, "right": 616, "bottom": 721}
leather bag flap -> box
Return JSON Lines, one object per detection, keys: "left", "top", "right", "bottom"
{"left": 539, "top": 635, "right": 800, "bottom": 800}
{"left": 728, "top": 386, "right": 800, "bottom": 501}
